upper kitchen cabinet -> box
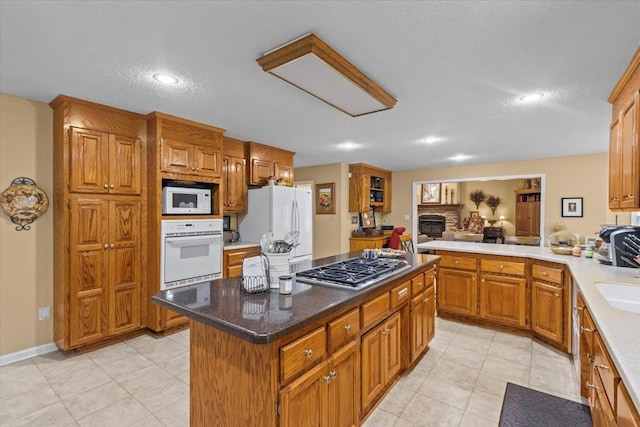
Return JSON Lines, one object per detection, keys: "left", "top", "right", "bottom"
{"left": 608, "top": 48, "right": 639, "bottom": 211}
{"left": 246, "top": 141, "right": 295, "bottom": 186}
{"left": 148, "top": 112, "right": 224, "bottom": 180}
{"left": 222, "top": 137, "right": 248, "bottom": 212}
{"left": 49, "top": 95, "right": 147, "bottom": 351}
{"left": 349, "top": 163, "right": 392, "bottom": 213}
{"left": 70, "top": 127, "right": 142, "bottom": 195}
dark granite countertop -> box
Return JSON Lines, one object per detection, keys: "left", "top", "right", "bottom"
{"left": 152, "top": 252, "right": 440, "bottom": 344}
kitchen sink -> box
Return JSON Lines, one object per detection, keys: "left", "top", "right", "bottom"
{"left": 595, "top": 282, "right": 640, "bottom": 314}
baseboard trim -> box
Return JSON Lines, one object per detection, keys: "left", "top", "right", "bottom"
{"left": 0, "top": 342, "right": 58, "bottom": 366}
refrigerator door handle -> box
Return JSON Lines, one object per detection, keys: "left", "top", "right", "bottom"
{"left": 293, "top": 199, "right": 299, "bottom": 233}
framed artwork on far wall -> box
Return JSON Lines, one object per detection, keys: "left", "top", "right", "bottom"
{"left": 421, "top": 183, "right": 441, "bottom": 204}
{"left": 561, "top": 197, "right": 583, "bottom": 217}
{"left": 315, "top": 183, "right": 335, "bottom": 214}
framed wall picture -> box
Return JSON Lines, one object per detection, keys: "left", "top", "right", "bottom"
{"left": 561, "top": 197, "right": 583, "bottom": 217}
{"left": 315, "top": 183, "right": 335, "bottom": 214}
{"left": 421, "top": 183, "right": 441, "bottom": 204}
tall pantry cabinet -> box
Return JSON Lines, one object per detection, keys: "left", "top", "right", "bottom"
{"left": 51, "top": 95, "right": 147, "bottom": 351}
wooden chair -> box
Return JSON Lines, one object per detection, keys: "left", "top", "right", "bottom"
{"left": 399, "top": 234, "right": 414, "bottom": 253}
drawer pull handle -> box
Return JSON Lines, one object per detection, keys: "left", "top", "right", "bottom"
{"left": 381, "top": 329, "right": 390, "bottom": 336}
{"left": 581, "top": 327, "right": 594, "bottom": 333}
{"left": 575, "top": 306, "right": 584, "bottom": 311}
{"left": 594, "top": 363, "right": 609, "bottom": 370}
{"left": 304, "top": 349, "right": 313, "bottom": 358}
{"left": 398, "top": 288, "right": 408, "bottom": 298}
{"left": 343, "top": 325, "right": 352, "bottom": 332}
{"left": 586, "top": 382, "right": 598, "bottom": 390}
{"left": 542, "top": 271, "right": 548, "bottom": 276}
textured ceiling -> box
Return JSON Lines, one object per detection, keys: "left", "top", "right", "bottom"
{"left": 1, "top": 1, "right": 639, "bottom": 171}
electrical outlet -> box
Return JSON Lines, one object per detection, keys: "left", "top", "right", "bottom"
{"left": 351, "top": 216, "right": 358, "bottom": 224}
{"left": 404, "top": 214, "right": 410, "bottom": 220}
{"left": 38, "top": 306, "right": 50, "bottom": 320}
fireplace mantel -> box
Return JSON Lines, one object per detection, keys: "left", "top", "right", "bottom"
{"left": 418, "top": 204, "right": 464, "bottom": 210}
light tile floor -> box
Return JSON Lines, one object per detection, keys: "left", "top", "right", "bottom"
{"left": 0, "top": 318, "right": 584, "bottom": 426}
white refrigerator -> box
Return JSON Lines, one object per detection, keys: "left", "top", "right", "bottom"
{"left": 238, "top": 186, "right": 313, "bottom": 265}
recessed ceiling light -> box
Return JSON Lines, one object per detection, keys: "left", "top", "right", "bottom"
{"left": 519, "top": 93, "right": 544, "bottom": 102}
{"left": 419, "top": 136, "right": 444, "bottom": 144}
{"left": 339, "top": 142, "right": 361, "bottom": 150}
{"left": 153, "top": 73, "right": 179, "bottom": 85}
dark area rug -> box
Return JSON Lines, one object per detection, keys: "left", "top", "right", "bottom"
{"left": 499, "top": 382, "right": 592, "bottom": 427}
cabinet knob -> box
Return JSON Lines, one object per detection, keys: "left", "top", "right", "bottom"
{"left": 423, "top": 298, "right": 430, "bottom": 303}
{"left": 323, "top": 375, "right": 332, "bottom": 384}
{"left": 104, "top": 244, "right": 109, "bottom": 249}
{"left": 471, "top": 277, "right": 476, "bottom": 282}
{"left": 110, "top": 184, "right": 115, "bottom": 189}
{"left": 554, "top": 293, "right": 559, "bottom": 298}
{"left": 611, "top": 197, "right": 619, "bottom": 202}
{"left": 344, "top": 325, "right": 352, "bottom": 332}
{"left": 191, "top": 167, "right": 196, "bottom": 171}
{"left": 103, "top": 184, "right": 109, "bottom": 189}
{"left": 110, "top": 244, "right": 115, "bottom": 249}
{"left": 330, "top": 370, "right": 337, "bottom": 379}
{"left": 454, "top": 260, "right": 459, "bottom": 265}
{"left": 304, "top": 349, "right": 313, "bottom": 358}
{"left": 481, "top": 279, "right": 485, "bottom": 283}
{"left": 499, "top": 265, "right": 504, "bottom": 270}
{"left": 624, "top": 194, "right": 635, "bottom": 200}
{"left": 381, "top": 329, "right": 390, "bottom": 336}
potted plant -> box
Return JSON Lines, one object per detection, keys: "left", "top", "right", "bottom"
{"left": 486, "top": 194, "right": 502, "bottom": 215}
{"left": 469, "top": 189, "right": 486, "bottom": 210}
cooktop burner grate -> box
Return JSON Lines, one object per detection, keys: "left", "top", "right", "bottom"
{"left": 295, "top": 257, "right": 410, "bottom": 289}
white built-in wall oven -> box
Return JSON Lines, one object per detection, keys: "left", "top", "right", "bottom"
{"left": 160, "top": 219, "right": 223, "bottom": 290}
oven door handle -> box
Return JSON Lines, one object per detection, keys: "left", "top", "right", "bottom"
{"left": 166, "top": 233, "right": 221, "bottom": 247}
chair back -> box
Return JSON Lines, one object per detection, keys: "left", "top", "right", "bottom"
{"left": 399, "top": 234, "right": 414, "bottom": 253}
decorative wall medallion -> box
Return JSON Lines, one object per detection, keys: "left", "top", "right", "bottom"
{"left": 0, "top": 177, "right": 49, "bottom": 231}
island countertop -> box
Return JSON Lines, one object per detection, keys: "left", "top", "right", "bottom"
{"left": 418, "top": 240, "right": 640, "bottom": 409}
{"left": 152, "top": 252, "right": 439, "bottom": 345}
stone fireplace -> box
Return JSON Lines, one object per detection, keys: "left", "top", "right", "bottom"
{"left": 418, "top": 204, "right": 464, "bottom": 238}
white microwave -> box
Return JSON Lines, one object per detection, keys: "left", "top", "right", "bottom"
{"left": 162, "top": 185, "right": 212, "bottom": 215}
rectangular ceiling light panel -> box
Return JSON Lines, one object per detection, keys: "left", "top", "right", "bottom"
{"left": 257, "top": 34, "right": 396, "bottom": 117}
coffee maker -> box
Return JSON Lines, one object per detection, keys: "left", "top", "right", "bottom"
{"left": 597, "top": 225, "right": 640, "bottom": 268}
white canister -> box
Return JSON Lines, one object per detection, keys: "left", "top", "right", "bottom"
{"left": 279, "top": 275, "right": 293, "bottom": 294}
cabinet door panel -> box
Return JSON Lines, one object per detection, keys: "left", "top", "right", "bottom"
{"left": 275, "top": 163, "right": 293, "bottom": 186}
{"left": 161, "top": 138, "right": 192, "bottom": 174}
{"left": 620, "top": 92, "right": 639, "bottom": 209}
{"left": 425, "top": 285, "right": 435, "bottom": 346}
{"left": 69, "top": 198, "right": 109, "bottom": 346}
{"left": 327, "top": 342, "right": 359, "bottom": 427}
{"left": 250, "top": 159, "right": 273, "bottom": 186}
{"left": 194, "top": 145, "right": 221, "bottom": 178}
{"left": 109, "top": 134, "right": 141, "bottom": 195}
{"left": 70, "top": 128, "right": 109, "bottom": 193}
{"left": 411, "top": 293, "right": 427, "bottom": 361}
{"left": 280, "top": 361, "right": 328, "bottom": 427}
{"left": 438, "top": 268, "right": 478, "bottom": 316}
{"left": 384, "top": 313, "right": 402, "bottom": 384}
{"left": 109, "top": 199, "right": 141, "bottom": 336}
{"left": 531, "top": 280, "right": 563, "bottom": 344}
{"left": 479, "top": 274, "right": 527, "bottom": 327}
{"left": 361, "top": 326, "right": 383, "bottom": 410}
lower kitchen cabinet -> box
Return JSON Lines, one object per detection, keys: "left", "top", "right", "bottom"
{"left": 280, "top": 341, "right": 358, "bottom": 427}
{"left": 361, "top": 312, "right": 401, "bottom": 412}
{"left": 411, "top": 282, "right": 434, "bottom": 361}
{"left": 618, "top": 381, "right": 640, "bottom": 427}
{"left": 531, "top": 280, "right": 563, "bottom": 344}
{"left": 69, "top": 197, "right": 142, "bottom": 347}
{"left": 438, "top": 267, "right": 478, "bottom": 317}
{"left": 479, "top": 273, "right": 527, "bottom": 328}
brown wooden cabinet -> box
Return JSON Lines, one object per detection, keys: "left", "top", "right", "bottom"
{"left": 349, "top": 236, "right": 389, "bottom": 251}
{"left": 411, "top": 276, "right": 434, "bottom": 362}
{"left": 348, "top": 163, "right": 392, "bottom": 213}
{"left": 361, "top": 312, "right": 401, "bottom": 412}
{"left": 617, "top": 381, "right": 640, "bottom": 427}
{"left": 222, "top": 137, "right": 248, "bottom": 212}
{"left": 280, "top": 341, "right": 358, "bottom": 427}
{"left": 530, "top": 263, "right": 568, "bottom": 348}
{"left": 223, "top": 245, "right": 260, "bottom": 278}
{"left": 480, "top": 274, "right": 527, "bottom": 328}
{"left": 608, "top": 48, "right": 639, "bottom": 211}
{"left": 156, "top": 117, "right": 223, "bottom": 179}
{"left": 70, "top": 127, "right": 142, "bottom": 195}
{"left": 437, "top": 253, "right": 478, "bottom": 317}
{"left": 515, "top": 190, "right": 540, "bottom": 236}
{"left": 51, "top": 95, "right": 147, "bottom": 351}
{"left": 246, "top": 141, "right": 295, "bottom": 186}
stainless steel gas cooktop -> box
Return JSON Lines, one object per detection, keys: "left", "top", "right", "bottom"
{"left": 295, "top": 257, "right": 410, "bottom": 290}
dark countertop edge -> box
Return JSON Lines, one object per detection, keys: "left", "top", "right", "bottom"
{"left": 152, "top": 253, "right": 440, "bottom": 344}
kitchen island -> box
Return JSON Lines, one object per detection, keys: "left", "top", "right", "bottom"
{"left": 418, "top": 240, "right": 640, "bottom": 415}
{"left": 153, "top": 251, "right": 439, "bottom": 427}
